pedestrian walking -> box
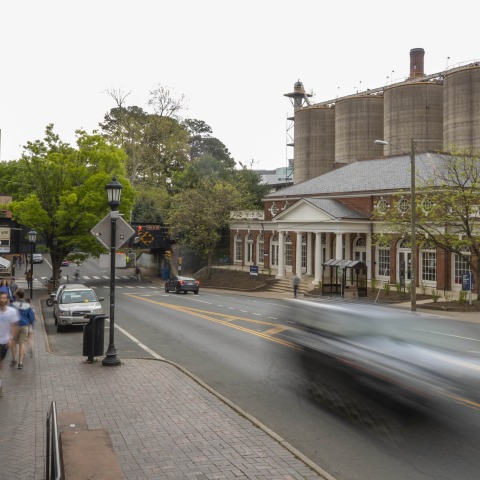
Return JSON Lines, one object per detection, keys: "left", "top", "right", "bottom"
{"left": 0, "top": 279, "right": 14, "bottom": 303}
{"left": 0, "top": 292, "right": 20, "bottom": 396}
{"left": 292, "top": 274, "right": 300, "bottom": 298}
{"left": 26, "top": 269, "right": 33, "bottom": 291}
{"left": 135, "top": 265, "right": 141, "bottom": 282}
{"left": 9, "top": 278, "right": 18, "bottom": 297}
{"left": 10, "top": 289, "right": 35, "bottom": 369}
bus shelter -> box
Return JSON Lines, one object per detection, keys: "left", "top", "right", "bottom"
{"left": 322, "top": 259, "right": 368, "bottom": 297}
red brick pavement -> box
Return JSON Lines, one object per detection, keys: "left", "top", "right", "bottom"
{"left": 0, "top": 297, "right": 332, "bottom": 480}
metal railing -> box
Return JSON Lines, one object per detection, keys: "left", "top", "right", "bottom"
{"left": 46, "top": 401, "right": 63, "bottom": 480}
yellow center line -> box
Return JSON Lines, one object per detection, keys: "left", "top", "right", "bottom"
{"left": 124, "top": 293, "right": 298, "bottom": 348}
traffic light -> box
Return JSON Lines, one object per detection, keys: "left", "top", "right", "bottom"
{"left": 138, "top": 225, "right": 143, "bottom": 235}
{"left": 165, "top": 251, "right": 171, "bottom": 260}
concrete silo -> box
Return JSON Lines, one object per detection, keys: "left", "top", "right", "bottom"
{"left": 443, "top": 64, "right": 480, "bottom": 151}
{"left": 383, "top": 48, "right": 443, "bottom": 155}
{"left": 334, "top": 94, "right": 384, "bottom": 165}
{"left": 383, "top": 81, "right": 443, "bottom": 155}
{"left": 293, "top": 105, "right": 335, "bottom": 184}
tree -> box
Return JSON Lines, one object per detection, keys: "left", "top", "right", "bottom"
{"left": 167, "top": 180, "right": 248, "bottom": 271}
{"left": 373, "top": 148, "right": 480, "bottom": 297}
{"left": 5, "top": 124, "right": 134, "bottom": 285}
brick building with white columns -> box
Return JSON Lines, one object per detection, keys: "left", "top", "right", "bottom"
{"left": 229, "top": 152, "right": 473, "bottom": 295}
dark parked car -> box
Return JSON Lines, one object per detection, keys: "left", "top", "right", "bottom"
{"left": 164, "top": 276, "right": 199, "bottom": 294}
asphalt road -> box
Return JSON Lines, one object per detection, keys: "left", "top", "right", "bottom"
{"left": 41, "top": 278, "right": 480, "bottom": 480}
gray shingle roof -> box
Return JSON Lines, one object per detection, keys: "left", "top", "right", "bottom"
{"left": 303, "top": 198, "right": 369, "bottom": 219}
{"left": 267, "top": 152, "right": 446, "bottom": 197}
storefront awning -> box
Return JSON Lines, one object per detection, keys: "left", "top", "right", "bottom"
{"left": 323, "top": 259, "right": 366, "bottom": 269}
{"left": 0, "top": 256, "right": 11, "bottom": 270}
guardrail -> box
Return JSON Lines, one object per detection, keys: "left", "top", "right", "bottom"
{"left": 46, "top": 401, "right": 63, "bottom": 480}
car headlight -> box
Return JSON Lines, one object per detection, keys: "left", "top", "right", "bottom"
{"left": 59, "top": 309, "right": 70, "bottom": 316}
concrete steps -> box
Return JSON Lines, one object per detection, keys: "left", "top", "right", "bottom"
{"left": 267, "top": 276, "right": 314, "bottom": 295}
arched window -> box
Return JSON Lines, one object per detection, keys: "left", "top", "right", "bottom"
{"left": 398, "top": 198, "right": 410, "bottom": 214}
{"left": 245, "top": 233, "right": 254, "bottom": 264}
{"left": 285, "top": 234, "right": 293, "bottom": 267}
{"left": 353, "top": 236, "right": 366, "bottom": 263}
{"left": 453, "top": 245, "right": 470, "bottom": 287}
{"left": 376, "top": 199, "right": 388, "bottom": 214}
{"left": 270, "top": 234, "right": 279, "bottom": 267}
{"left": 257, "top": 234, "right": 264, "bottom": 265}
{"left": 420, "top": 241, "right": 436, "bottom": 284}
{"left": 376, "top": 240, "right": 390, "bottom": 278}
{"left": 234, "top": 234, "right": 242, "bottom": 263}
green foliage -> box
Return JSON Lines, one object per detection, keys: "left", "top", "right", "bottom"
{"left": 420, "top": 281, "right": 428, "bottom": 295}
{"left": 394, "top": 282, "right": 402, "bottom": 295}
{"left": 370, "top": 278, "right": 378, "bottom": 290}
{"left": 383, "top": 282, "right": 391, "bottom": 295}
{"left": 431, "top": 289, "right": 442, "bottom": 302}
{"left": 167, "top": 180, "right": 248, "bottom": 266}
{"left": 5, "top": 124, "right": 134, "bottom": 281}
{"left": 458, "top": 290, "right": 468, "bottom": 304}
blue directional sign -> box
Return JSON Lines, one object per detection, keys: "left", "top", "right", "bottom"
{"left": 250, "top": 265, "right": 259, "bottom": 276}
{"left": 461, "top": 272, "right": 474, "bottom": 291}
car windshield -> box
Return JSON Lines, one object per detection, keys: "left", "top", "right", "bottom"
{"left": 61, "top": 290, "right": 97, "bottom": 304}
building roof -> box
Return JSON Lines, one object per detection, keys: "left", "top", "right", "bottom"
{"left": 303, "top": 198, "right": 369, "bottom": 219}
{"left": 266, "top": 152, "right": 447, "bottom": 198}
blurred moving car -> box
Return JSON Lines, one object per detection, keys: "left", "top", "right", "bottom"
{"left": 32, "top": 253, "right": 44, "bottom": 263}
{"left": 283, "top": 301, "right": 480, "bottom": 413}
{"left": 61, "top": 259, "right": 70, "bottom": 266}
{"left": 164, "top": 276, "right": 199, "bottom": 294}
{"left": 53, "top": 284, "right": 104, "bottom": 332}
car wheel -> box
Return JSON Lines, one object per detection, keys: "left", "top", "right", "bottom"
{"left": 175, "top": 286, "right": 181, "bottom": 294}
{"left": 165, "top": 284, "right": 169, "bottom": 293}
{"left": 194, "top": 290, "right": 199, "bottom": 295}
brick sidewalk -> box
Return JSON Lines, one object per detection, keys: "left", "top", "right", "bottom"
{"left": 0, "top": 297, "right": 330, "bottom": 480}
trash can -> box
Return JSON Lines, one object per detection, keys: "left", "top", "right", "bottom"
{"left": 83, "top": 314, "right": 108, "bottom": 361}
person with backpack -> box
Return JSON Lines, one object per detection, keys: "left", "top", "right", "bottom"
{"left": 10, "top": 289, "right": 35, "bottom": 369}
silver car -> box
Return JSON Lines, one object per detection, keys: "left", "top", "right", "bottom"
{"left": 53, "top": 285, "right": 104, "bottom": 332}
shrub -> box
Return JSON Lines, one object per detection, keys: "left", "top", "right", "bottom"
{"left": 431, "top": 289, "right": 441, "bottom": 303}
{"left": 459, "top": 290, "right": 468, "bottom": 304}
{"left": 370, "top": 278, "right": 378, "bottom": 290}
{"left": 420, "top": 281, "right": 428, "bottom": 295}
{"left": 394, "top": 282, "right": 402, "bottom": 295}
{"left": 383, "top": 283, "right": 391, "bottom": 295}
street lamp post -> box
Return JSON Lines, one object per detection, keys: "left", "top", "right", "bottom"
{"left": 28, "top": 230, "right": 37, "bottom": 299}
{"left": 102, "top": 176, "right": 123, "bottom": 367}
{"left": 374, "top": 139, "right": 417, "bottom": 312}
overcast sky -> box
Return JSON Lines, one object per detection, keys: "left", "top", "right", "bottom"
{"left": 1, "top": 1, "right": 478, "bottom": 171}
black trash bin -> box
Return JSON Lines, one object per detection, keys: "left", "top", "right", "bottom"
{"left": 83, "top": 314, "right": 108, "bottom": 361}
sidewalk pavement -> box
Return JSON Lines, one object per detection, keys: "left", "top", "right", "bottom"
{"left": 0, "top": 293, "right": 331, "bottom": 480}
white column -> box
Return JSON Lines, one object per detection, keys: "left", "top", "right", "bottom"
{"left": 306, "top": 232, "right": 313, "bottom": 276}
{"left": 277, "top": 231, "right": 285, "bottom": 278}
{"left": 314, "top": 233, "right": 322, "bottom": 285}
{"left": 325, "top": 233, "right": 332, "bottom": 260}
{"left": 335, "top": 233, "right": 343, "bottom": 259}
{"left": 345, "top": 233, "right": 351, "bottom": 260}
{"left": 366, "top": 233, "right": 372, "bottom": 280}
{"left": 296, "top": 232, "right": 302, "bottom": 278}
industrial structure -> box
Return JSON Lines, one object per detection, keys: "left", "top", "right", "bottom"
{"left": 230, "top": 48, "right": 480, "bottom": 299}
{"left": 285, "top": 48, "right": 480, "bottom": 184}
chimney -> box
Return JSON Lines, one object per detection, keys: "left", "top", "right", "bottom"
{"left": 410, "top": 48, "right": 425, "bottom": 78}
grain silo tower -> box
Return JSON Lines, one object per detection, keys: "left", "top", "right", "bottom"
{"left": 293, "top": 105, "right": 335, "bottom": 183}
{"left": 334, "top": 94, "right": 384, "bottom": 165}
{"left": 443, "top": 63, "right": 480, "bottom": 151}
{"left": 383, "top": 48, "right": 443, "bottom": 155}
